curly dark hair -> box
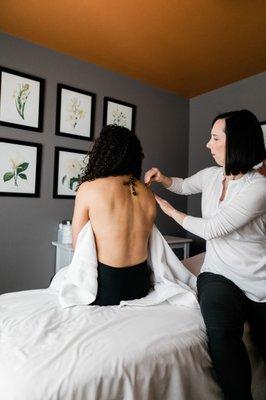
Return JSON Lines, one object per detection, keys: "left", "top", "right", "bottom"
{"left": 78, "top": 125, "right": 144, "bottom": 186}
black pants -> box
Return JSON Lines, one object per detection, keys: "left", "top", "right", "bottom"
{"left": 91, "top": 260, "right": 153, "bottom": 306}
{"left": 197, "top": 272, "right": 266, "bottom": 400}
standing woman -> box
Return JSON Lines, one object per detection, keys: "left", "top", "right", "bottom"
{"left": 145, "top": 110, "right": 266, "bottom": 400}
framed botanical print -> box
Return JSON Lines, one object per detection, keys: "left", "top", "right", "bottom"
{"left": 0, "top": 67, "right": 44, "bottom": 132}
{"left": 0, "top": 138, "right": 42, "bottom": 197}
{"left": 53, "top": 146, "right": 88, "bottom": 199}
{"left": 103, "top": 97, "right": 136, "bottom": 131}
{"left": 56, "top": 84, "right": 96, "bottom": 141}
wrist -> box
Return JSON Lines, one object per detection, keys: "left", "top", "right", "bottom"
{"left": 169, "top": 208, "right": 177, "bottom": 219}
{"left": 162, "top": 176, "right": 172, "bottom": 188}
{"left": 171, "top": 209, "right": 187, "bottom": 225}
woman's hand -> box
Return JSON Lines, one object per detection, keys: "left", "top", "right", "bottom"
{"left": 155, "top": 194, "right": 187, "bottom": 225}
{"left": 154, "top": 195, "right": 176, "bottom": 218}
{"left": 144, "top": 167, "right": 164, "bottom": 186}
{"left": 144, "top": 167, "right": 172, "bottom": 188}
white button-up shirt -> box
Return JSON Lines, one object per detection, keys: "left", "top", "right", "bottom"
{"left": 168, "top": 167, "right": 266, "bottom": 302}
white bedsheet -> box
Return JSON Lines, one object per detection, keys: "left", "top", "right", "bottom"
{"left": 0, "top": 289, "right": 265, "bottom": 400}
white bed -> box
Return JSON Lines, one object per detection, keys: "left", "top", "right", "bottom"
{"left": 0, "top": 253, "right": 265, "bottom": 400}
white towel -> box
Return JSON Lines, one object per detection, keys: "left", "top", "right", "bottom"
{"left": 50, "top": 222, "right": 199, "bottom": 309}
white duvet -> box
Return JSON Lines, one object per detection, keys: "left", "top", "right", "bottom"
{"left": 1, "top": 224, "right": 265, "bottom": 399}
{"left": 0, "top": 288, "right": 265, "bottom": 400}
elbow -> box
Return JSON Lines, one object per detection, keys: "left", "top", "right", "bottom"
{"left": 200, "top": 230, "right": 212, "bottom": 240}
{"left": 203, "top": 228, "right": 227, "bottom": 240}
{"left": 203, "top": 233, "right": 215, "bottom": 240}
{"left": 202, "top": 226, "right": 220, "bottom": 240}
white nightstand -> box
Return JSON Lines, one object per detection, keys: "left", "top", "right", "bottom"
{"left": 163, "top": 236, "right": 192, "bottom": 259}
{"left": 52, "top": 242, "right": 74, "bottom": 273}
{"left": 52, "top": 236, "right": 192, "bottom": 273}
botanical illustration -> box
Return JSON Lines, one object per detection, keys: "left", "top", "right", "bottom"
{"left": 62, "top": 157, "right": 84, "bottom": 191}
{"left": 13, "top": 83, "right": 31, "bottom": 119}
{"left": 67, "top": 97, "right": 86, "bottom": 129}
{"left": 112, "top": 107, "right": 127, "bottom": 126}
{"left": 3, "top": 150, "right": 29, "bottom": 187}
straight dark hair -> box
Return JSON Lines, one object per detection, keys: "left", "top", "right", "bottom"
{"left": 212, "top": 110, "right": 265, "bottom": 175}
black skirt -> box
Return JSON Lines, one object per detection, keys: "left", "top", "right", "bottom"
{"left": 91, "top": 260, "right": 153, "bottom": 306}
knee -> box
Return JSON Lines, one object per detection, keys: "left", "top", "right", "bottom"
{"left": 198, "top": 290, "right": 245, "bottom": 332}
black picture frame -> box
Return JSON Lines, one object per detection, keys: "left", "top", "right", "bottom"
{"left": 0, "top": 137, "right": 42, "bottom": 197}
{"left": 0, "top": 66, "right": 44, "bottom": 132}
{"left": 55, "top": 84, "right": 96, "bottom": 141}
{"left": 103, "top": 96, "right": 136, "bottom": 132}
{"left": 53, "top": 146, "right": 88, "bottom": 199}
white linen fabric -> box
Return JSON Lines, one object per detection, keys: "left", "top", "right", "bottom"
{"left": 168, "top": 167, "right": 266, "bottom": 302}
{"left": 50, "top": 222, "right": 198, "bottom": 309}
{"left": 0, "top": 289, "right": 265, "bottom": 400}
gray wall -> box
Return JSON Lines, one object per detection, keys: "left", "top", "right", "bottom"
{"left": 188, "top": 71, "right": 266, "bottom": 254}
{"left": 0, "top": 33, "right": 189, "bottom": 294}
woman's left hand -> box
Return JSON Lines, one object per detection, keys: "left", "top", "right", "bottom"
{"left": 155, "top": 195, "right": 176, "bottom": 218}
{"left": 155, "top": 194, "right": 187, "bottom": 225}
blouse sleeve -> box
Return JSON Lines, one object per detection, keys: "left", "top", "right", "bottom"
{"left": 167, "top": 167, "right": 211, "bottom": 195}
{"left": 182, "top": 180, "right": 266, "bottom": 240}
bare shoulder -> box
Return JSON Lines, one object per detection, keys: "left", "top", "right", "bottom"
{"left": 137, "top": 180, "right": 156, "bottom": 201}
{"left": 75, "top": 180, "right": 98, "bottom": 200}
{"left": 77, "top": 180, "right": 93, "bottom": 192}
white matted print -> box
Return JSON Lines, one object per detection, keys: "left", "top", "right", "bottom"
{"left": 0, "top": 138, "right": 42, "bottom": 197}
{"left": 56, "top": 84, "right": 96, "bottom": 141}
{"left": 0, "top": 67, "right": 44, "bottom": 132}
{"left": 53, "top": 147, "right": 87, "bottom": 198}
{"left": 103, "top": 97, "right": 136, "bottom": 131}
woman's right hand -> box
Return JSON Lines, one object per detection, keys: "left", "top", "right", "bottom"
{"left": 144, "top": 167, "right": 172, "bottom": 187}
{"left": 144, "top": 167, "right": 164, "bottom": 186}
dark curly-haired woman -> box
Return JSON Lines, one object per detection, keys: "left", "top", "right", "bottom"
{"left": 72, "top": 125, "right": 156, "bottom": 306}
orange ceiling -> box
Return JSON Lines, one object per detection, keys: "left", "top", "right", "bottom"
{"left": 1, "top": 0, "right": 266, "bottom": 98}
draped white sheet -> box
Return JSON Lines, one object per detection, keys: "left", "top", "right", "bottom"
{"left": 50, "top": 222, "right": 198, "bottom": 309}
{"left": 0, "top": 288, "right": 265, "bottom": 400}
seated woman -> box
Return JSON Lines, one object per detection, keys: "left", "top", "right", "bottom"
{"left": 71, "top": 124, "right": 157, "bottom": 306}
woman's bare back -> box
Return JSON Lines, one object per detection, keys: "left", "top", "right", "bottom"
{"left": 77, "top": 175, "right": 157, "bottom": 267}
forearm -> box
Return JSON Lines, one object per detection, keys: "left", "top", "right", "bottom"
{"left": 170, "top": 209, "right": 187, "bottom": 226}
{"left": 166, "top": 168, "right": 209, "bottom": 195}
{"left": 162, "top": 175, "right": 172, "bottom": 188}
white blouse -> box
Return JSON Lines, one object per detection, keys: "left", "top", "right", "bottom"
{"left": 168, "top": 167, "right": 266, "bottom": 302}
